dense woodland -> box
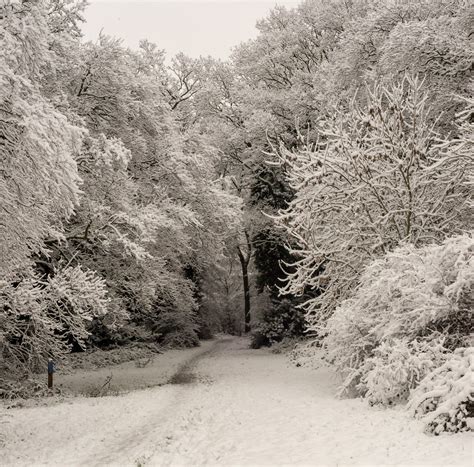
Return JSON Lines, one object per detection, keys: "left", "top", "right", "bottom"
{"left": 0, "top": 0, "right": 472, "bottom": 434}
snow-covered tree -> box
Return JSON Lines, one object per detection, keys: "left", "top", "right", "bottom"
{"left": 314, "top": 0, "right": 470, "bottom": 113}
{"left": 0, "top": 0, "right": 84, "bottom": 276}
{"left": 277, "top": 76, "right": 472, "bottom": 323}
{"left": 49, "top": 34, "right": 244, "bottom": 345}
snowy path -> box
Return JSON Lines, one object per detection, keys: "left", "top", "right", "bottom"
{"left": 1, "top": 337, "right": 472, "bottom": 466}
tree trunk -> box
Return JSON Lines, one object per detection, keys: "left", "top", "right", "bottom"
{"left": 240, "top": 256, "right": 251, "bottom": 333}
{"left": 237, "top": 231, "right": 252, "bottom": 334}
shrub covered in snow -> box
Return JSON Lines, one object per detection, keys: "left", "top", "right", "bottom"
{"left": 324, "top": 234, "right": 473, "bottom": 404}
{"left": 408, "top": 348, "right": 474, "bottom": 434}
{"left": 360, "top": 338, "right": 447, "bottom": 405}
{"left": 250, "top": 298, "right": 306, "bottom": 349}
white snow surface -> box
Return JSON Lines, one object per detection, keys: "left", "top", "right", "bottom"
{"left": 1, "top": 337, "right": 472, "bottom": 466}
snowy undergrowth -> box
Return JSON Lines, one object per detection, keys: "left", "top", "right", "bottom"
{"left": 64, "top": 342, "right": 162, "bottom": 372}
{"left": 409, "top": 348, "right": 474, "bottom": 435}
{"left": 360, "top": 338, "right": 448, "bottom": 406}
{"left": 320, "top": 234, "right": 473, "bottom": 433}
{"left": 288, "top": 339, "right": 327, "bottom": 370}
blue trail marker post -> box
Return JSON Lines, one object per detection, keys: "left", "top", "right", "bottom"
{"left": 48, "top": 359, "right": 55, "bottom": 389}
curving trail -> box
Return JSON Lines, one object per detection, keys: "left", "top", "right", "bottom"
{"left": 1, "top": 337, "right": 471, "bottom": 466}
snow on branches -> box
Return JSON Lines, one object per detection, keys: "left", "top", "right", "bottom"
{"left": 408, "top": 348, "right": 474, "bottom": 434}
{"left": 0, "top": 0, "right": 84, "bottom": 275}
{"left": 276, "top": 76, "right": 473, "bottom": 325}
{"left": 433, "top": 94, "right": 474, "bottom": 211}
{"left": 324, "top": 234, "right": 473, "bottom": 408}
{"left": 0, "top": 266, "right": 108, "bottom": 373}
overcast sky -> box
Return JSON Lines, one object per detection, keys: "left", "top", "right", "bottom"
{"left": 81, "top": 0, "right": 300, "bottom": 59}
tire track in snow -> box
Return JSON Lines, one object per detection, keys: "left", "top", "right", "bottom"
{"left": 85, "top": 337, "right": 234, "bottom": 466}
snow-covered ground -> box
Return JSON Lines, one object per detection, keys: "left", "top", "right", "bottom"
{"left": 1, "top": 337, "right": 472, "bottom": 466}
{"left": 55, "top": 340, "right": 217, "bottom": 396}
